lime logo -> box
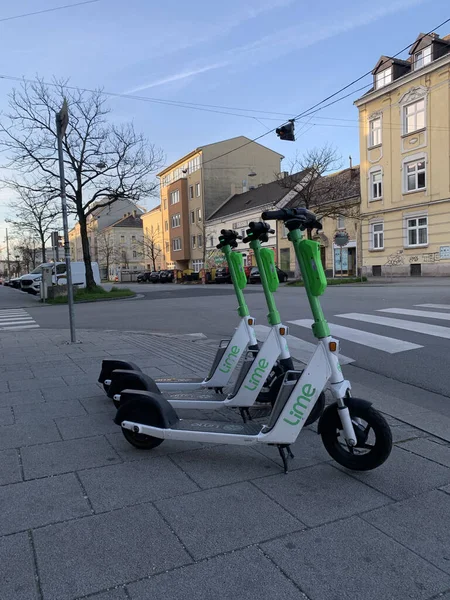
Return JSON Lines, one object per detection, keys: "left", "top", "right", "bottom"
{"left": 244, "top": 358, "right": 269, "bottom": 391}
{"left": 283, "top": 383, "right": 316, "bottom": 425}
{"left": 218, "top": 345, "right": 240, "bottom": 373}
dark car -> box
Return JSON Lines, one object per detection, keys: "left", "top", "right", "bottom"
{"left": 214, "top": 267, "right": 231, "bottom": 284}
{"left": 159, "top": 270, "right": 174, "bottom": 283}
{"left": 149, "top": 271, "right": 161, "bottom": 283}
{"left": 248, "top": 266, "right": 288, "bottom": 284}
{"left": 137, "top": 272, "right": 151, "bottom": 283}
{"left": 10, "top": 277, "right": 22, "bottom": 289}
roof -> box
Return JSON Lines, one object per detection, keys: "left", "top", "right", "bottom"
{"left": 109, "top": 215, "right": 143, "bottom": 229}
{"left": 372, "top": 55, "right": 410, "bottom": 74}
{"left": 208, "top": 171, "right": 308, "bottom": 221}
{"left": 142, "top": 204, "right": 161, "bottom": 217}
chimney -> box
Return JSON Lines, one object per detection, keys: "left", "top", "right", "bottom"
{"left": 349, "top": 155, "right": 353, "bottom": 170}
{"left": 133, "top": 209, "right": 137, "bottom": 217}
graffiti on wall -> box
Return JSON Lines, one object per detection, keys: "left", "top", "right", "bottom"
{"left": 385, "top": 250, "right": 404, "bottom": 266}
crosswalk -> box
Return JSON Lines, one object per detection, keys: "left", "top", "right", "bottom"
{"left": 253, "top": 303, "right": 450, "bottom": 365}
{"left": 0, "top": 309, "right": 40, "bottom": 331}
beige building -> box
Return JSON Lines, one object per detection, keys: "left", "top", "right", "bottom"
{"left": 355, "top": 32, "right": 450, "bottom": 276}
{"left": 158, "top": 136, "right": 283, "bottom": 271}
{"left": 100, "top": 214, "right": 144, "bottom": 279}
{"left": 140, "top": 205, "right": 164, "bottom": 271}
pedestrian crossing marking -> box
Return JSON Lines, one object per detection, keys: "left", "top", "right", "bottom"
{"left": 415, "top": 304, "right": 450, "bottom": 310}
{"left": 288, "top": 319, "right": 422, "bottom": 354}
{"left": 0, "top": 309, "right": 39, "bottom": 331}
{"left": 337, "top": 313, "right": 450, "bottom": 340}
{"left": 253, "top": 324, "right": 354, "bottom": 365}
{"left": 379, "top": 308, "right": 450, "bottom": 322}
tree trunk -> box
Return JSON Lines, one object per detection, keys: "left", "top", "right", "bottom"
{"left": 40, "top": 232, "right": 46, "bottom": 262}
{"left": 151, "top": 252, "right": 156, "bottom": 271}
{"left": 78, "top": 212, "right": 96, "bottom": 289}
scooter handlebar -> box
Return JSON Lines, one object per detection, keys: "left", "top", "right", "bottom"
{"left": 261, "top": 208, "right": 322, "bottom": 231}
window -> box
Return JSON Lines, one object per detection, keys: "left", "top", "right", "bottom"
{"left": 414, "top": 46, "right": 432, "bottom": 69}
{"left": 190, "top": 211, "right": 195, "bottom": 224}
{"left": 404, "top": 100, "right": 425, "bottom": 134}
{"left": 189, "top": 186, "right": 194, "bottom": 199}
{"left": 131, "top": 235, "right": 136, "bottom": 243}
{"left": 170, "top": 190, "right": 180, "bottom": 205}
{"left": 371, "top": 222, "right": 384, "bottom": 250}
{"left": 56, "top": 264, "right": 66, "bottom": 274}
{"left": 337, "top": 216, "right": 345, "bottom": 229}
{"left": 369, "top": 117, "right": 382, "bottom": 147}
{"left": 198, "top": 234, "right": 203, "bottom": 248}
{"left": 241, "top": 230, "right": 245, "bottom": 240}
{"left": 165, "top": 220, "right": 168, "bottom": 231}
{"left": 192, "top": 259, "right": 203, "bottom": 272}
{"left": 172, "top": 238, "right": 182, "bottom": 251}
{"left": 132, "top": 251, "right": 137, "bottom": 258}
{"left": 405, "top": 159, "right": 426, "bottom": 192}
{"left": 191, "top": 235, "right": 196, "bottom": 249}
{"left": 197, "top": 208, "right": 202, "bottom": 222}
{"left": 375, "top": 67, "right": 392, "bottom": 89}
{"left": 195, "top": 182, "right": 201, "bottom": 197}
{"left": 188, "top": 156, "right": 201, "bottom": 174}
{"left": 171, "top": 213, "right": 181, "bottom": 228}
{"left": 406, "top": 216, "right": 428, "bottom": 247}
{"left": 210, "top": 236, "right": 214, "bottom": 247}
{"left": 370, "top": 170, "right": 383, "bottom": 200}
{"left": 120, "top": 235, "right": 125, "bottom": 244}
{"left": 162, "top": 175, "right": 170, "bottom": 187}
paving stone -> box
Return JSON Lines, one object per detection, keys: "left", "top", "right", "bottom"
{"left": 363, "top": 490, "right": 450, "bottom": 574}
{"left": 0, "top": 380, "right": 8, "bottom": 393}
{"left": 0, "top": 474, "right": 90, "bottom": 535}
{"left": 13, "top": 399, "right": 87, "bottom": 424}
{"left": 0, "top": 420, "right": 60, "bottom": 450}
{"left": 0, "top": 448, "right": 22, "bottom": 485}
{"left": 79, "top": 455, "right": 198, "bottom": 512}
{"left": 0, "top": 533, "right": 39, "bottom": 600}
{"left": 254, "top": 428, "right": 330, "bottom": 470}
{"left": 170, "top": 445, "right": 281, "bottom": 488}
{"left": 85, "top": 589, "right": 128, "bottom": 600}
{"left": 254, "top": 463, "right": 391, "bottom": 526}
{"left": 155, "top": 481, "right": 302, "bottom": 560}
{"left": 0, "top": 406, "right": 14, "bottom": 426}
{"left": 79, "top": 394, "right": 114, "bottom": 414}
{"left": 391, "top": 424, "right": 428, "bottom": 443}
{"left": 398, "top": 437, "right": 450, "bottom": 468}
{"left": 105, "top": 432, "right": 205, "bottom": 460}
{"left": 339, "top": 446, "right": 450, "bottom": 500}
{"left": 262, "top": 516, "right": 450, "bottom": 600}
{"left": 21, "top": 436, "right": 121, "bottom": 479}
{"left": 2, "top": 368, "right": 35, "bottom": 381}
{"left": 127, "top": 546, "right": 305, "bottom": 600}
{"left": 8, "top": 377, "right": 68, "bottom": 392}
{"left": 33, "top": 503, "right": 191, "bottom": 600}
{"left": 55, "top": 413, "right": 118, "bottom": 440}
{"left": 62, "top": 373, "right": 94, "bottom": 386}
{"left": 41, "top": 383, "right": 103, "bottom": 402}
{"left": 0, "top": 390, "right": 45, "bottom": 407}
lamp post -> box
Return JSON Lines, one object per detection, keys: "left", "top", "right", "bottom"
{"left": 56, "top": 99, "right": 77, "bottom": 343}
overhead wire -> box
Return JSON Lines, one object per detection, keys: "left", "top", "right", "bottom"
{"left": 0, "top": 0, "right": 100, "bottom": 23}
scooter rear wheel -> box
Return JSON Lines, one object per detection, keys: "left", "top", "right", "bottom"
{"left": 122, "top": 427, "right": 164, "bottom": 450}
{"left": 320, "top": 403, "right": 392, "bottom": 471}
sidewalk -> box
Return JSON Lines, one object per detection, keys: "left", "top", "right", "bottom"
{"left": 1, "top": 328, "right": 450, "bottom": 600}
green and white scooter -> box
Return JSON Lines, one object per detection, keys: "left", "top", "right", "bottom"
{"left": 113, "top": 208, "right": 393, "bottom": 473}
{"left": 106, "top": 224, "right": 325, "bottom": 425}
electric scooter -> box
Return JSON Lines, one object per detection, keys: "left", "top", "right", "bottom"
{"left": 106, "top": 225, "right": 325, "bottom": 424}
{"left": 113, "top": 208, "right": 393, "bottom": 473}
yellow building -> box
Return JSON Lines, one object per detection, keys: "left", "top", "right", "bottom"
{"left": 355, "top": 32, "right": 450, "bottom": 276}
{"left": 140, "top": 205, "right": 164, "bottom": 271}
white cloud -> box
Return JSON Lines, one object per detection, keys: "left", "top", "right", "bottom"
{"left": 125, "top": 62, "right": 229, "bottom": 93}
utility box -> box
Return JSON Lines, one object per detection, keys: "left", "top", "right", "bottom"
{"left": 40, "top": 266, "right": 53, "bottom": 302}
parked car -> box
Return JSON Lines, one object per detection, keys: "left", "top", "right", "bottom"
{"left": 159, "top": 270, "right": 174, "bottom": 283}
{"left": 20, "top": 262, "right": 101, "bottom": 295}
{"left": 214, "top": 267, "right": 231, "bottom": 284}
{"left": 10, "top": 277, "right": 22, "bottom": 289}
{"left": 149, "top": 271, "right": 161, "bottom": 283}
{"left": 248, "top": 266, "right": 288, "bottom": 284}
{"left": 137, "top": 272, "right": 151, "bottom": 283}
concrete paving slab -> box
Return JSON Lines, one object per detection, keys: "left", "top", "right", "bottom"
{"left": 8, "top": 377, "right": 68, "bottom": 392}
{"left": 390, "top": 424, "right": 429, "bottom": 443}
{"left": 0, "top": 448, "right": 22, "bottom": 485}
{"left": 78, "top": 455, "right": 199, "bottom": 512}
{"left": 84, "top": 589, "right": 128, "bottom": 600}
{"left": 105, "top": 432, "right": 205, "bottom": 461}
{"left": 0, "top": 533, "right": 39, "bottom": 600}
{"left": 0, "top": 420, "right": 61, "bottom": 450}
{"left": 79, "top": 394, "right": 113, "bottom": 414}
{"left": 13, "top": 399, "right": 87, "bottom": 424}
{"left": 0, "top": 474, "right": 90, "bottom": 535}
{"left": 398, "top": 437, "right": 450, "bottom": 468}
{"left": 41, "top": 383, "right": 103, "bottom": 402}
{"left": 155, "top": 481, "right": 303, "bottom": 560}
{"left": 21, "top": 436, "right": 121, "bottom": 479}
{"left": 55, "top": 413, "right": 118, "bottom": 440}
{"left": 33, "top": 503, "right": 191, "bottom": 600}
{"left": 127, "top": 547, "right": 306, "bottom": 600}
{"left": 262, "top": 516, "right": 450, "bottom": 600}
{"left": 253, "top": 428, "right": 331, "bottom": 470}
{"left": 0, "top": 405, "right": 14, "bottom": 425}
{"left": 0, "top": 390, "right": 45, "bottom": 407}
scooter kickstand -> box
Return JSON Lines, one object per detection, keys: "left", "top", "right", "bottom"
{"left": 277, "top": 444, "right": 294, "bottom": 473}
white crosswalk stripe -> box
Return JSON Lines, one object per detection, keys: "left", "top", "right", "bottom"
{"left": 0, "top": 309, "right": 39, "bottom": 331}
{"left": 253, "top": 324, "right": 355, "bottom": 365}
{"left": 288, "top": 319, "right": 422, "bottom": 354}
{"left": 379, "top": 308, "right": 450, "bottom": 321}
{"left": 336, "top": 312, "right": 450, "bottom": 340}
{"left": 415, "top": 304, "right": 450, "bottom": 310}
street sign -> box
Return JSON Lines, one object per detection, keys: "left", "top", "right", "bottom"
{"left": 440, "top": 246, "right": 450, "bottom": 259}
{"left": 334, "top": 231, "right": 349, "bottom": 247}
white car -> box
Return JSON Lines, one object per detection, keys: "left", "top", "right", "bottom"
{"left": 20, "top": 262, "right": 101, "bottom": 294}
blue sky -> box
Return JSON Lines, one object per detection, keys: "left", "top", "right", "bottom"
{"left": 0, "top": 0, "right": 448, "bottom": 238}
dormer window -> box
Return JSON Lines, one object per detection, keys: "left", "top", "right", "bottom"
{"left": 375, "top": 68, "right": 392, "bottom": 89}
{"left": 414, "top": 45, "right": 432, "bottom": 69}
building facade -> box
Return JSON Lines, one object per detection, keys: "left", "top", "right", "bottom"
{"left": 140, "top": 205, "right": 164, "bottom": 271}
{"left": 100, "top": 214, "right": 144, "bottom": 280}
{"left": 355, "top": 32, "right": 450, "bottom": 276}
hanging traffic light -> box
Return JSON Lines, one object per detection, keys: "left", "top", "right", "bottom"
{"left": 276, "top": 119, "right": 295, "bottom": 141}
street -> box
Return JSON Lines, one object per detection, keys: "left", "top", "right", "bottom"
{"left": 1, "top": 279, "right": 450, "bottom": 419}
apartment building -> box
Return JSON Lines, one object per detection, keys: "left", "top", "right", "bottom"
{"left": 158, "top": 136, "right": 283, "bottom": 271}
{"left": 140, "top": 205, "right": 164, "bottom": 271}
{"left": 355, "top": 32, "right": 450, "bottom": 276}
{"left": 100, "top": 214, "right": 144, "bottom": 280}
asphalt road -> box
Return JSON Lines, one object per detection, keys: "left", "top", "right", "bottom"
{"left": 1, "top": 280, "right": 450, "bottom": 418}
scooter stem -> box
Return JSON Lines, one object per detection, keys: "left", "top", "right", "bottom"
{"left": 249, "top": 239, "right": 281, "bottom": 326}
{"left": 222, "top": 244, "right": 250, "bottom": 318}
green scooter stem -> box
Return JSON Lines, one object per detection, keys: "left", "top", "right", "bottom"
{"left": 249, "top": 239, "right": 281, "bottom": 326}
{"left": 288, "top": 228, "right": 330, "bottom": 339}
{"left": 222, "top": 244, "right": 250, "bottom": 318}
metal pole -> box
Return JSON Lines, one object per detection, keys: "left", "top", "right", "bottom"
{"left": 5, "top": 228, "right": 11, "bottom": 278}
{"left": 56, "top": 101, "right": 76, "bottom": 343}
{"left": 340, "top": 247, "right": 343, "bottom": 278}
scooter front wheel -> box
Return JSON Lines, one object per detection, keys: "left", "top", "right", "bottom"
{"left": 320, "top": 402, "right": 392, "bottom": 471}
{"left": 122, "top": 427, "right": 164, "bottom": 450}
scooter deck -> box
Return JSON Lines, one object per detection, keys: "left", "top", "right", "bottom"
{"left": 163, "top": 389, "right": 227, "bottom": 401}
{"left": 155, "top": 377, "right": 204, "bottom": 384}
{"left": 173, "top": 419, "right": 263, "bottom": 435}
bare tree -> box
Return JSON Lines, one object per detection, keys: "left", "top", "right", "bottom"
{"left": 96, "top": 231, "right": 118, "bottom": 278}
{"left": 6, "top": 186, "right": 58, "bottom": 262}
{"left": 136, "top": 230, "right": 161, "bottom": 271}
{"left": 120, "top": 249, "right": 129, "bottom": 269}
{"left": 0, "top": 78, "right": 164, "bottom": 289}
{"left": 14, "top": 232, "right": 41, "bottom": 272}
